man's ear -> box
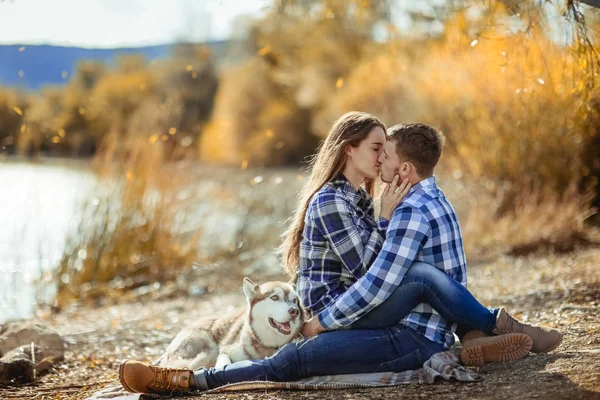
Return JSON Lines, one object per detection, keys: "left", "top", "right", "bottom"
{"left": 399, "top": 162, "right": 411, "bottom": 177}
{"left": 243, "top": 277, "right": 260, "bottom": 302}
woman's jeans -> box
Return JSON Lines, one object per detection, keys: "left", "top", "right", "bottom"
{"left": 193, "top": 262, "right": 497, "bottom": 390}
{"left": 193, "top": 326, "right": 445, "bottom": 390}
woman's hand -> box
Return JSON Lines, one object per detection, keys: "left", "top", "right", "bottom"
{"left": 301, "top": 316, "right": 326, "bottom": 337}
{"left": 380, "top": 175, "right": 411, "bottom": 220}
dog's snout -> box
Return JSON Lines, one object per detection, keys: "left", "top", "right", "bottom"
{"left": 288, "top": 307, "right": 300, "bottom": 318}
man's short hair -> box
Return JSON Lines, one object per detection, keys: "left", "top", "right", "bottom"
{"left": 387, "top": 123, "right": 445, "bottom": 177}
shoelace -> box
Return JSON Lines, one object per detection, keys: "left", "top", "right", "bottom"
{"left": 151, "top": 366, "right": 187, "bottom": 390}
{"left": 499, "top": 311, "right": 525, "bottom": 334}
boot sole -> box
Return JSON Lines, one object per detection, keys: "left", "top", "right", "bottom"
{"left": 119, "top": 361, "right": 136, "bottom": 393}
{"left": 461, "top": 333, "right": 533, "bottom": 366}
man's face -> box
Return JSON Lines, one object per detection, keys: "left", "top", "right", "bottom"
{"left": 378, "top": 141, "right": 402, "bottom": 183}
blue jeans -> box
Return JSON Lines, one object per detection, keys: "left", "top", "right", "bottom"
{"left": 350, "top": 262, "right": 497, "bottom": 333}
{"left": 193, "top": 262, "right": 496, "bottom": 390}
{"left": 194, "top": 326, "right": 445, "bottom": 390}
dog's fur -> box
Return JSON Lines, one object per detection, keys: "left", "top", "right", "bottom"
{"left": 156, "top": 278, "right": 304, "bottom": 369}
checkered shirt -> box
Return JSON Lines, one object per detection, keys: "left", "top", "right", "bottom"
{"left": 317, "top": 176, "right": 468, "bottom": 349}
{"left": 296, "top": 174, "right": 389, "bottom": 317}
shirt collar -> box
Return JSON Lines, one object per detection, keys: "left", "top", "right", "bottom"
{"left": 331, "top": 174, "right": 367, "bottom": 208}
{"left": 409, "top": 176, "right": 437, "bottom": 195}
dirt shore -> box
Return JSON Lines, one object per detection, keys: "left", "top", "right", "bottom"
{"left": 1, "top": 245, "right": 599, "bottom": 400}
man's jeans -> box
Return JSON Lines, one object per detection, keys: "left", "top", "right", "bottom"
{"left": 194, "top": 262, "right": 497, "bottom": 390}
{"left": 350, "top": 262, "right": 497, "bottom": 335}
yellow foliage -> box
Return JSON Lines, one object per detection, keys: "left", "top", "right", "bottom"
{"left": 0, "top": 88, "right": 29, "bottom": 154}
{"left": 327, "top": 28, "right": 597, "bottom": 198}
{"left": 199, "top": 60, "right": 316, "bottom": 166}
{"left": 199, "top": 119, "right": 239, "bottom": 165}
{"left": 312, "top": 11, "right": 599, "bottom": 256}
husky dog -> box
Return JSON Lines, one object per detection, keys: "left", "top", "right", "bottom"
{"left": 157, "top": 278, "right": 304, "bottom": 369}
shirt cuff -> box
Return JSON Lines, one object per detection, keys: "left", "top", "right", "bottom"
{"left": 376, "top": 216, "right": 389, "bottom": 232}
{"left": 318, "top": 309, "right": 344, "bottom": 330}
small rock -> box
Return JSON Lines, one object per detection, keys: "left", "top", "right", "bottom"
{"left": 35, "top": 357, "right": 55, "bottom": 374}
{"left": 0, "top": 344, "right": 56, "bottom": 373}
{"left": 0, "top": 321, "right": 65, "bottom": 361}
{"left": 0, "top": 344, "right": 48, "bottom": 383}
{"left": 0, "top": 321, "right": 65, "bottom": 384}
{"left": 1, "top": 344, "right": 44, "bottom": 363}
{"left": 0, "top": 357, "right": 34, "bottom": 384}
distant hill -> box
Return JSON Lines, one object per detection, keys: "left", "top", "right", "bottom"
{"left": 0, "top": 41, "right": 233, "bottom": 91}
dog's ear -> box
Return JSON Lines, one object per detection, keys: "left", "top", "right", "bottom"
{"left": 243, "top": 277, "right": 260, "bottom": 301}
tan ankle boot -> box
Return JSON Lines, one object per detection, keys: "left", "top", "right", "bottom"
{"left": 493, "top": 308, "right": 563, "bottom": 353}
{"left": 461, "top": 331, "right": 532, "bottom": 366}
{"left": 461, "top": 330, "right": 490, "bottom": 343}
{"left": 119, "top": 360, "right": 193, "bottom": 394}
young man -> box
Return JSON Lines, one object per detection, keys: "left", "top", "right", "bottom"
{"left": 118, "top": 123, "right": 561, "bottom": 394}
{"left": 303, "top": 123, "right": 472, "bottom": 341}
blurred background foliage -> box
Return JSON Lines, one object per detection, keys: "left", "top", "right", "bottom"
{"left": 1, "top": 0, "right": 599, "bottom": 308}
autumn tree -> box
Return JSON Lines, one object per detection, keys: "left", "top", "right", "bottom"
{"left": 86, "top": 55, "right": 160, "bottom": 161}
{"left": 0, "top": 88, "right": 27, "bottom": 155}
{"left": 56, "top": 61, "right": 105, "bottom": 156}
{"left": 155, "top": 43, "right": 219, "bottom": 159}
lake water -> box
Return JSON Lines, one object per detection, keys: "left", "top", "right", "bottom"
{"left": 0, "top": 159, "right": 294, "bottom": 323}
{"left": 0, "top": 159, "right": 96, "bottom": 323}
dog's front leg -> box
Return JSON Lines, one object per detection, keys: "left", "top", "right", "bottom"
{"left": 215, "top": 352, "right": 232, "bottom": 369}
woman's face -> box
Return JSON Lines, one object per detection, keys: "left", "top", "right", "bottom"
{"left": 346, "top": 126, "right": 386, "bottom": 180}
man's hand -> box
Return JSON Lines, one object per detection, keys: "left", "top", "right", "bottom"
{"left": 301, "top": 316, "right": 326, "bottom": 337}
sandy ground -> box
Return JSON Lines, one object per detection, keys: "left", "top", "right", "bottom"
{"left": 1, "top": 242, "right": 599, "bottom": 400}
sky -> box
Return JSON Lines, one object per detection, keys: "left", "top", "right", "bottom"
{"left": 0, "top": 0, "right": 271, "bottom": 48}
{"left": 0, "top": 0, "right": 574, "bottom": 49}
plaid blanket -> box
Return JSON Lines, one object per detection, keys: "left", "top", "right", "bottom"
{"left": 87, "top": 350, "right": 480, "bottom": 399}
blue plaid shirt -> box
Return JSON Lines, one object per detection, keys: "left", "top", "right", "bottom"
{"left": 317, "top": 176, "right": 467, "bottom": 349}
{"left": 296, "top": 175, "right": 389, "bottom": 316}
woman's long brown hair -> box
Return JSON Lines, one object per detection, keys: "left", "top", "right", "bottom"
{"left": 279, "top": 111, "right": 385, "bottom": 281}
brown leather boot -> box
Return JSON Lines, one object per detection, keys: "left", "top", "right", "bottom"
{"left": 461, "top": 330, "right": 490, "bottom": 343}
{"left": 461, "top": 331, "right": 532, "bottom": 366}
{"left": 119, "top": 360, "right": 193, "bottom": 394}
{"left": 493, "top": 308, "right": 563, "bottom": 353}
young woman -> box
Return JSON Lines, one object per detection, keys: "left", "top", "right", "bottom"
{"left": 280, "top": 112, "right": 409, "bottom": 315}
{"left": 119, "top": 112, "right": 561, "bottom": 394}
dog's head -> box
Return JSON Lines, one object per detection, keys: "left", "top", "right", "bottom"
{"left": 242, "top": 277, "right": 305, "bottom": 348}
